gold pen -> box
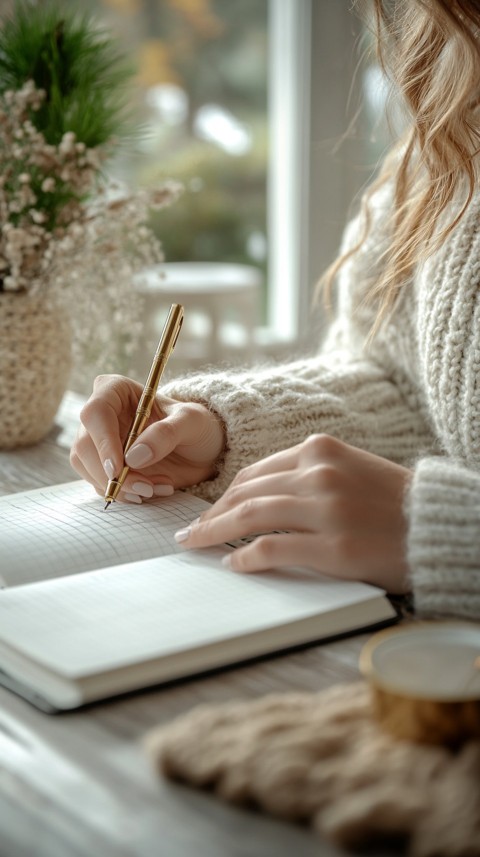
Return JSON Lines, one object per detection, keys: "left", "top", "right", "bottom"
{"left": 104, "top": 303, "right": 184, "bottom": 510}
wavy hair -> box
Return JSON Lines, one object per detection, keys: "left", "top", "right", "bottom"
{"left": 323, "top": 0, "right": 480, "bottom": 333}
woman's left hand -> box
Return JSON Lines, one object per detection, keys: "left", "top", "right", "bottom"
{"left": 175, "top": 434, "right": 413, "bottom": 594}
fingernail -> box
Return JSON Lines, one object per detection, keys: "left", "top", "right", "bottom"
{"left": 222, "top": 554, "right": 233, "bottom": 569}
{"left": 153, "top": 484, "right": 174, "bottom": 497}
{"left": 174, "top": 527, "right": 191, "bottom": 543}
{"left": 131, "top": 481, "right": 154, "bottom": 498}
{"left": 124, "top": 492, "right": 142, "bottom": 504}
{"left": 104, "top": 458, "right": 115, "bottom": 480}
{"left": 125, "top": 443, "right": 153, "bottom": 468}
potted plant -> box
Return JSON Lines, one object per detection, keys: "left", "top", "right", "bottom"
{"left": 0, "top": 1, "right": 178, "bottom": 448}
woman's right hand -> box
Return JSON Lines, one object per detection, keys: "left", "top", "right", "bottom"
{"left": 70, "top": 374, "right": 226, "bottom": 502}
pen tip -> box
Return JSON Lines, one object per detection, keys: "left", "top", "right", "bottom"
{"left": 104, "top": 500, "right": 111, "bottom": 511}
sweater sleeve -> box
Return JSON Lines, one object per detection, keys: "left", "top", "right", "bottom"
{"left": 161, "top": 180, "right": 436, "bottom": 502}
{"left": 407, "top": 457, "right": 480, "bottom": 619}
{"left": 163, "top": 353, "right": 435, "bottom": 502}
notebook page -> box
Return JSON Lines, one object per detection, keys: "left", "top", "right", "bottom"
{"left": 0, "top": 551, "right": 386, "bottom": 677}
{"left": 0, "top": 481, "right": 211, "bottom": 587}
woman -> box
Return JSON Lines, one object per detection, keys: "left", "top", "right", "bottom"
{"left": 71, "top": 0, "right": 480, "bottom": 619}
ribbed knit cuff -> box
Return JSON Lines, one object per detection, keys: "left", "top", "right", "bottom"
{"left": 163, "top": 354, "right": 434, "bottom": 503}
{"left": 163, "top": 363, "right": 289, "bottom": 501}
{"left": 407, "top": 457, "right": 480, "bottom": 618}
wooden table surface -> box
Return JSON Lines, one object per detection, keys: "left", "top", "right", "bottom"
{"left": 0, "top": 393, "right": 397, "bottom": 857}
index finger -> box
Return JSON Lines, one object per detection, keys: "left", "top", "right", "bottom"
{"left": 230, "top": 443, "right": 302, "bottom": 488}
{"left": 79, "top": 386, "right": 124, "bottom": 478}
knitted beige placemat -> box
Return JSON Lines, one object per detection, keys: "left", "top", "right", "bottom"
{"left": 144, "top": 682, "right": 480, "bottom": 857}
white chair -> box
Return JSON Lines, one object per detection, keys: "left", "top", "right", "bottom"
{"left": 133, "top": 262, "right": 262, "bottom": 377}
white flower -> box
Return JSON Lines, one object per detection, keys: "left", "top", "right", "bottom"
{"left": 0, "top": 80, "right": 180, "bottom": 386}
{"left": 29, "top": 210, "right": 47, "bottom": 224}
{"left": 41, "top": 177, "right": 55, "bottom": 192}
{"left": 59, "top": 131, "right": 76, "bottom": 155}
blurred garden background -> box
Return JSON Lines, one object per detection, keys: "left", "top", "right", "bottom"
{"left": 0, "top": 0, "right": 395, "bottom": 346}
{"left": 75, "top": 0, "right": 269, "bottom": 315}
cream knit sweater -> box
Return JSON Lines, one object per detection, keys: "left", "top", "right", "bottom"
{"left": 164, "top": 181, "right": 480, "bottom": 620}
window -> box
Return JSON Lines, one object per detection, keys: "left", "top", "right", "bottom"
{"left": 0, "top": 0, "right": 389, "bottom": 354}
{"left": 76, "top": 0, "right": 270, "bottom": 316}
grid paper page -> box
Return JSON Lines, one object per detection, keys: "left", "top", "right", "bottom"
{"left": 0, "top": 551, "right": 384, "bottom": 677}
{"left": 0, "top": 481, "right": 211, "bottom": 587}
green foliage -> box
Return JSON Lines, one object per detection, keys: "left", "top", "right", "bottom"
{"left": 145, "top": 133, "right": 267, "bottom": 267}
{"left": 0, "top": 1, "right": 135, "bottom": 147}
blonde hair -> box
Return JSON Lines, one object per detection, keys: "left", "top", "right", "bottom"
{"left": 324, "top": 0, "right": 480, "bottom": 332}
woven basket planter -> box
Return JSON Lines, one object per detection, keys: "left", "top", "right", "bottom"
{"left": 0, "top": 291, "right": 72, "bottom": 449}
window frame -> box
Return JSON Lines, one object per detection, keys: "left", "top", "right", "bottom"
{"left": 266, "top": 0, "right": 312, "bottom": 343}
{"left": 265, "top": 1, "right": 366, "bottom": 349}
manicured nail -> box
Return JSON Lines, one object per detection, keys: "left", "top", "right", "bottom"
{"left": 174, "top": 527, "right": 191, "bottom": 543}
{"left": 153, "top": 484, "right": 175, "bottom": 497}
{"left": 104, "top": 458, "right": 115, "bottom": 480}
{"left": 131, "top": 481, "right": 154, "bottom": 498}
{"left": 124, "top": 492, "right": 142, "bottom": 504}
{"left": 125, "top": 443, "right": 153, "bottom": 468}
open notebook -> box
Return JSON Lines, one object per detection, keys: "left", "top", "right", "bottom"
{"left": 0, "top": 481, "right": 397, "bottom": 712}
